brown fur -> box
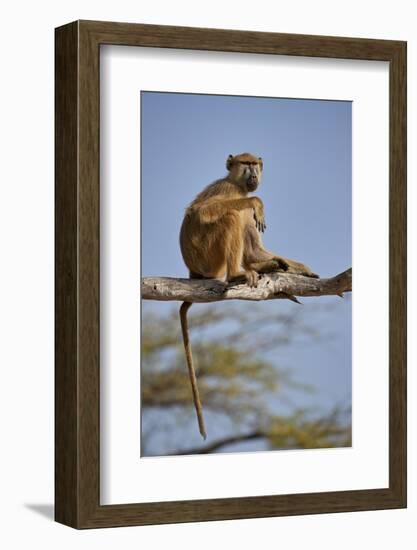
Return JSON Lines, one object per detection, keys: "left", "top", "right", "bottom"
{"left": 180, "top": 152, "right": 318, "bottom": 285}
{"left": 178, "top": 153, "right": 317, "bottom": 438}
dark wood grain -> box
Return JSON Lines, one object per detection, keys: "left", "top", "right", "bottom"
{"left": 55, "top": 21, "right": 79, "bottom": 527}
{"left": 388, "top": 41, "right": 407, "bottom": 504}
{"left": 55, "top": 20, "right": 407, "bottom": 529}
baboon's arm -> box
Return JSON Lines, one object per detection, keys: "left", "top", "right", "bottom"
{"left": 198, "top": 197, "right": 262, "bottom": 225}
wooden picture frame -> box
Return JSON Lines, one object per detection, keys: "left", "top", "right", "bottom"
{"left": 55, "top": 20, "right": 406, "bottom": 529}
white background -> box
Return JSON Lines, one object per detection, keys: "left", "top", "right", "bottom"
{"left": 101, "top": 47, "right": 389, "bottom": 503}
{"left": 0, "top": 0, "right": 415, "bottom": 548}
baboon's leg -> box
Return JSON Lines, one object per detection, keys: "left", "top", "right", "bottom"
{"left": 250, "top": 255, "right": 318, "bottom": 278}
{"left": 243, "top": 226, "right": 288, "bottom": 273}
{"left": 224, "top": 213, "right": 259, "bottom": 287}
{"left": 243, "top": 225, "right": 318, "bottom": 278}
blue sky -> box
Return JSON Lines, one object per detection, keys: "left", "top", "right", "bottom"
{"left": 141, "top": 91, "right": 352, "bottom": 452}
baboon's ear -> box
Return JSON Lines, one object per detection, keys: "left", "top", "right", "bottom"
{"left": 226, "top": 154, "right": 234, "bottom": 171}
{"left": 258, "top": 157, "right": 263, "bottom": 170}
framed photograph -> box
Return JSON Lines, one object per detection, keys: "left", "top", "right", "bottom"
{"left": 55, "top": 20, "right": 406, "bottom": 529}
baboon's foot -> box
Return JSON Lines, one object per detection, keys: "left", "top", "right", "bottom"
{"left": 249, "top": 259, "right": 288, "bottom": 274}
{"left": 245, "top": 269, "right": 259, "bottom": 288}
{"left": 228, "top": 269, "right": 259, "bottom": 288}
{"left": 287, "top": 261, "right": 319, "bottom": 278}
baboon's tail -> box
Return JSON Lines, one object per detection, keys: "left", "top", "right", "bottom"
{"left": 179, "top": 301, "right": 207, "bottom": 439}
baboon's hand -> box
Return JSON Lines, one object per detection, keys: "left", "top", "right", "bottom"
{"left": 252, "top": 198, "right": 266, "bottom": 233}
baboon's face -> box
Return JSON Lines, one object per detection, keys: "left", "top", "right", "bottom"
{"left": 237, "top": 160, "right": 263, "bottom": 192}
{"left": 227, "top": 153, "right": 263, "bottom": 193}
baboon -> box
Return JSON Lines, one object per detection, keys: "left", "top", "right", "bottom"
{"left": 179, "top": 153, "right": 318, "bottom": 438}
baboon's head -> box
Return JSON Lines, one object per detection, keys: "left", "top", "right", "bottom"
{"left": 226, "top": 152, "right": 263, "bottom": 193}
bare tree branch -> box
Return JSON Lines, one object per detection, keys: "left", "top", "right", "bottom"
{"left": 141, "top": 268, "right": 352, "bottom": 303}
{"left": 170, "top": 431, "right": 264, "bottom": 455}
{"left": 171, "top": 413, "right": 351, "bottom": 455}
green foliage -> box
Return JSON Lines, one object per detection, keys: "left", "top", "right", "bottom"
{"left": 267, "top": 408, "right": 351, "bottom": 450}
{"left": 141, "top": 302, "right": 351, "bottom": 455}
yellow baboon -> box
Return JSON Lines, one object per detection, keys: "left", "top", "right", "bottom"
{"left": 179, "top": 153, "right": 318, "bottom": 438}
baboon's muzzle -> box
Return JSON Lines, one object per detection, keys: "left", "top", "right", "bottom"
{"left": 246, "top": 176, "right": 258, "bottom": 191}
